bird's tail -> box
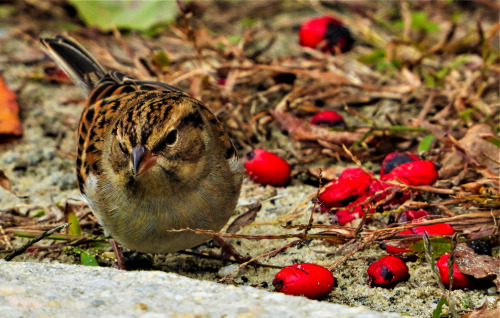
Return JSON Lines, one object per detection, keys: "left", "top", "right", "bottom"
{"left": 39, "top": 35, "right": 106, "bottom": 95}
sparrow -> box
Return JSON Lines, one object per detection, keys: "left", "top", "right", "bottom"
{"left": 39, "top": 35, "right": 243, "bottom": 253}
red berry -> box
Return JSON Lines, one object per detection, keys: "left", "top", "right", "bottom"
{"left": 299, "top": 16, "right": 354, "bottom": 53}
{"left": 367, "top": 256, "right": 409, "bottom": 287}
{"left": 335, "top": 205, "right": 364, "bottom": 225}
{"left": 245, "top": 149, "right": 290, "bottom": 186}
{"left": 382, "top": 160, "right": 438, "bottom": 186}
{"left": 273, "top": 263, "right": 335, "bottom": 299}
{"left": 311, "top": 110, "right": 345, "bottom": 128}
{"left": 436, "top": 254, "right": 475, "bottom": 289}
{"left": 380, "top": 153, "right": 420, "bottom": 178}
{"left": 216, "top": 78, "right": 226, "bottom": 86}
{"left": 385, "top": 245, "right": 410, "bottom": 255}
{"left": 398, "top": 209, "right": 429, "bottom": 222}
{"left": 339, "top": 167, "right": 373, "bottom": 182}
{"left": 318, "top": 175, "right": 371, "bottom": 211}
{"left": 397, "top": 222, "right": 455, "bottom": 236}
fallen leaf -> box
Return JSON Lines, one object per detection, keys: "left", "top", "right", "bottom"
{"left": 68, "top": 0, "right": 179, "bottom": 31}
{"left": 459, "top": 124, "right": 500, "bottom": 174}
{"left": 272, "top": 110, "right": 365, "bottom": 146}
{"left": 454, "top": 243, "right": 500, "bottom": 292}
{"left": 461, "top": 300, "right": 500, "bottom": 318}
{"left": 307, "top": 166, "right": 344, "bottom": 182}
{"left": 65, "top": 202, "right": 82, "bottom": 237}
{"left": 226, "top": 202, "right": 261, "bottom": 234}
{"left": 0, "top": 73, "right": 22, "bottom": 138}
{"left": 0, "top": 170, "right": 25, "bottom": 198}
{"left": 441, "top": 124, "right": 500, "bottom": 178}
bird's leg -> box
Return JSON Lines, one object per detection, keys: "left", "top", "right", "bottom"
{"left": 110, "top": 239, "right": 126, "bottom": 269}
{"left": 211, "top": 236, "right": 251, "bottom": 263}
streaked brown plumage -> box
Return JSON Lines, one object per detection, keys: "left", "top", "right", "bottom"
{"left": 39, "top": 35, "right": 243, "bottom": 253}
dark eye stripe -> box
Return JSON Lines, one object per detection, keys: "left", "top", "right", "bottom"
{"left": 118, "top": 142, "right": 128, "bottom": 154}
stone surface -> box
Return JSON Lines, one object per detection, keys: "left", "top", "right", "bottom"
{"left": 0, "top": 260, "right": 402, "bottom": 318}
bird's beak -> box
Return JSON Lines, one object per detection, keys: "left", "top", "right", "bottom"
{"left": 131, "top": 144, "right": 157, "bottom": 177}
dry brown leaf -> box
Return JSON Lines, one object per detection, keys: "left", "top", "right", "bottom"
{"left": 454, "top": 243, "right": 500, "bottom": 292}
{"left": 461, "top": 301, "right": 500, "bottom": 318}
{"left": 460, "top": 124, "right": 500, "bottom": 174}
{"left": 226, "top": 202, "right": 261, "bottom": 234}
{"left": 307, "top": 166, "right": 344, "bottom": 182}
{"left": 0, "top": 170, "right": 16, "bottom": 196}
{"left": 441, "top": 124, "right": 500, "bottom": 178}
{"left": 0, "top": 169, "right": 27, "bottom": 198}
{"left": 272, "top": 110, "right": 365, "bottom": 146}
{"left": 0, "top": 73, "right": 22, "bottom": 138}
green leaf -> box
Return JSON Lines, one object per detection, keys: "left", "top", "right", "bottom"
{"left": 411, "top": 11, "right": 440, "bottom": 32}
{"left": 424, "top": 75, "right": 437, "bottom": 88}
{"left": 435, "top": 68, "right": 449, "bottom": 79}
{"left": 152, "top": 50, "right": 171, "bottom": 68}
{"left": 67, "top": 212, "right": 82, "bottom": 236}
{"left": 240, "top": 17, "right": 256, "bottom": 28}
{"left": 411, "top": 237, "right": 453, "bottom": 258}
{"left": 418, "top": 135, "right": 435, "bottom": 152}
{"left": 486, "top": 136, "right": 500, "bottom": 148}
{"left": 31, "top": 209, "right": 45, "bottom": 218}
{"left": 68, "top": 0, "right": 180, "bottom": 31}
{"left": 81, "top": 251, "right": 99, "bottom": 266}
{"left": 358, "top": 49, "right": 386, "bottom": 65}
{"left": 459, "top": 108, "right": 475, "bottom": 120}
{"left": 432, "top": 297, "right": 447, "bottom": 318}
{"left": 227, "top": 35, "right": 242, "bottom": 46}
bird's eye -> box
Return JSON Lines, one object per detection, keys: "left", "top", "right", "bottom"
{"left": 164, "top": 129, "right": 178, "bottom": 146}
{"left": 153, "top": 129, "right": 178, "bottom": 152}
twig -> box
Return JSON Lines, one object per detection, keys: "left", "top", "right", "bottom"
{"left": 178, "top": 250, "right": 282, "bottom": 269}
{"left": 218, "top": 240, "right": 302, "bottom": 282}
{"left": 168, "top": 228, "right": 332, "bottom": 240}
{"left": 327, "top": 232, "right": 381, "bottom": 271}
{"left": 4, "top": 223, "right": 70, "bottom": 261}
{"left": 304, "top": 169, "right": 322, "bottom": 236}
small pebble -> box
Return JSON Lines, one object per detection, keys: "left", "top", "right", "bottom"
{"left": 217, "top": 264, "right": 239, "bottom": 278}
{"left": 133, "top": 303, "right": 148, "bottom": 310}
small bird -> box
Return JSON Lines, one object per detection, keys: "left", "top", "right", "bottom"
{"left": 39, "top": 35, "right": 243, "bottom": 254}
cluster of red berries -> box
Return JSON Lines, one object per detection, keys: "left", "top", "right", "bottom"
{"left": 272, "top": 251, "right": 477, "bottom": 297}
{"left": 258, "top": 16, "right": 478, "bottom": 299}
{"left": 384, "top": 208, "right": 455, "bottom": 254}
{"left": 318, "top": 152, "right": 439, "bottom": 225}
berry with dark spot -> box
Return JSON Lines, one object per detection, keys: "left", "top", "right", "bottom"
{"left": 382, "top": 160, "right": 439, "bottom": 186}
{"left": 299, "top": 16, "right": 354, "bottom": 53}
{"left": 245, "top": 149, "right": 290, "bottom": 186}
{"left": 273, "top": 263, "right": 335, "bottom": 299}
{"left": 380, "top": 153, "right": 420, "bottom": 177}
{"left": 311, "top": 110, "right": 346, "bottom": 128}
{"left": 367, "top": 256, "right": 409, "bottom": 288}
